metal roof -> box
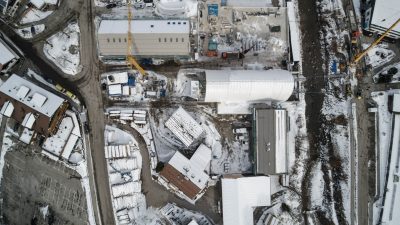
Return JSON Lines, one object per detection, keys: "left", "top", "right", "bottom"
{"left": 98, "top": 20, "right": 190, "bottom": 34}
{"left": 254, "top": 109, "right": 287, "bottom": 175}
{"left": 204, "top": 70, "right": 294, "bottom": 103}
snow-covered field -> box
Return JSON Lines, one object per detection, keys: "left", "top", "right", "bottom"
{"left": 20, "top": 8, "right": 53, "bottom": 24}
{"left": 16, "top": 24, "right": 45, "bottom": 39}
{"left": 43, "top": 22, "right": 81, "bottom": 75}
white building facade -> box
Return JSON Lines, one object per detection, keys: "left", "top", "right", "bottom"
{"left": 98, "top": 20, "right": 190, "bottom": 58}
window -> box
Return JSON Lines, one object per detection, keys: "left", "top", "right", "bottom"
{"left": 178, "top": 22, "right": 181, "bottom": 24}
{"left": 182, "top": 38, "right": 184, "bottom": 42}
{"left": 183, "top": 22, "right": 186, "bottom": 24}
{"left": 124, "top": 38, "right": 127, "bottom": 42}
{"left": 176, "top": 38, "right": 178, "bottom": 42}
{"left": 170, "top": 38, "right": 173, "bottom": 42}
{"left": 113, "top": 38, "right": 115, "bottom": 42}
{"left": 164, "top": 38, "right": 167, "bottom": 42}
{"left": 173, "top": 22, "right": 176, "bottom": 24}
{"left": 159, "top": 38, "right": 161, "bottom": 42}
{"left": 151, "top": 25, "right": 154, "bottom": 28}
{"left": 107, "top": 38, "right": 110, "bottom": 43}
{"left": 119, "top": 38, "right": 121, "bottom": 42}
{"left": 168, "top": 22, "right": 170, "bottom": 25}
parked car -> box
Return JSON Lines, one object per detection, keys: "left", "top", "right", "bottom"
{"left": 65, "top": 91, "right": 76, "bottom": 99}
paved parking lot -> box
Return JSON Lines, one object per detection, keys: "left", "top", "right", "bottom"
{"left": 0, "top": 143, "right": 87, "bottom": 225}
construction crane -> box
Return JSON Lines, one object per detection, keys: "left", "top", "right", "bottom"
{"left": 127, "top": 0, "right": 147, "bottom": 76}
{"left": 353, "top": 17, "right": 400, "bottom": 64}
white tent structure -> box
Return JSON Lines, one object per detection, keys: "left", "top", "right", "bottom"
{"left": 222, "top": 176, "right": 271, "bottom": 225}
{"left": 204, "top": 70, "right": 294, "bottom": 103}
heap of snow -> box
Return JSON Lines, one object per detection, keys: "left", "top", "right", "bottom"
{"left": 20, "top": 8, "right": 53, "bottom": 24}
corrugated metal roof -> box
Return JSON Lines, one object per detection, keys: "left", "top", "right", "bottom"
{"left": 254, "top": 109, "right": 287, "bottom": 175}
{"left": 98, "top": 20, "right": 190, "bottom": 34}
{"left": 204, "top": 70, "right": 294, "bottom": 103}
{"left": 222, "top": 176, "right": 271, "bottom": 225}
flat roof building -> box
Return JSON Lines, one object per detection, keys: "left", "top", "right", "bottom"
{"left": 222, "top": 176, "right": 271, "bottom": 225}
{"left": 0, "top": 38, "right": 19, "bottom": 72}
{"left": 0, "top": 74, "right": 68, "bottom": 136}
{"left": 98, "top": 20, "right": 190, "bottom": 58}
{"left": 367, "top": 0, "right": 400, "bottom": 39}
{"left": 253, "top": 109, "right": 288, "bottom": 175}
{"left": 159, "top": 144, "right": 211, "bottom": 200}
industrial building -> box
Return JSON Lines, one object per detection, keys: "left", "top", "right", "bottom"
{"left": 222, "top": 176, "right": 271, "bottom": 225}
{"left": 364, "top": 0, "right": 400, "bottom": 39}
{"left": 159, "top": 144, "right": 211, "bottom": 200}
{"left": 98, "top": 20, "right": 190, "bottom": 58}
{"left": 203, "top": 70, "right": 294, "bottom": 103}
{"left": 0, "top": 74, "right": 68, "bottom": 136}
{"left": 253, "top": 108, "right": 288, "bottom": 175}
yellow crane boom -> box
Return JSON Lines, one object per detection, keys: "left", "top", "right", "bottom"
{"left": 127, "top": 0, "right": 147, "bottom": 76}
{"left": 353, "top": 18, "right": 400, "bottom": 64}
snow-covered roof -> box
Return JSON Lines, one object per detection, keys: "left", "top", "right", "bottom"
{"left": 22, "top": 112, "right": 36, "bottom": 129}
{"left": 98, "top": 20, "right": 190, "bottom": 34}
{"left": 0, "top": 74, "right": 65, "bottom": 117}
{"left": 106, "top": 72, "right": 129, "bottom": 85}
{"left": 19, "top": 128, "right": 34, "bottom": 144}
{"left": 370, "top": 0, "right": 400, "bottom": 35}
{"left": 61, "top": 134, "right": 78, "bottom": 161}
{"left": 287, "top": 1, "right": 301, "bottom": 62}
{"left": 204, "top": 70, "right": 294, "bottom": 103}
{"left": 42, "top": 116, "right": 74, "bottom": 156}
{"left": 30, "top": 0, "right": 57, "bottom": 9}
{"left": 108, "top": 84, "right": 122, "bottom": 96}
{"left": 188, "top": 220, "right": 199, "bottom": 225}
{"left": 0, "top": 41, "right": 15, "bottom": 65}
{"left": 65, "top": 110, "right": 81, "bottom": 137}
{"left": 222, "top": 176, "right": 271, "bottom": 225}
{"left": 168, "top": 151, "right": 209, "bottom": 190}
{"left": 225, "top": 0, "right": 274, "bottom": 7}
{"left": 165, "top": 107, "right": 205, "bottom": 147}
{"left": 0, "top": 101, "right": 14, "bottom": 117}
{"left": 393, "top": 94, "right": 400, "bottom": 113}
{"left": 112, "top": 181, "right": 141, "bottom": 198}
{"left": 190, "top": 144, "right": 211, "bottom": 170}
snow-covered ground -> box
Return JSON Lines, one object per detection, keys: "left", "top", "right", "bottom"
{"left": 103, "top": 70, "right": 167, "bottom": 102}
{"left": 0, "top": 127, "right": 16, "bottom": 191}
{"left": 364, "top": 43, "right": 395, "bottom": 69}
{"left": 43, "top": 22, "right": 81, "bottom": 75}
{"left": 16, "top": 24, "right": 45, "bottom": 39}
{"left": 149, "top": 106, "right": 251, "bottom": 174}
{"left": 20, "top": 8, "right": 53, "bottom": 24}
